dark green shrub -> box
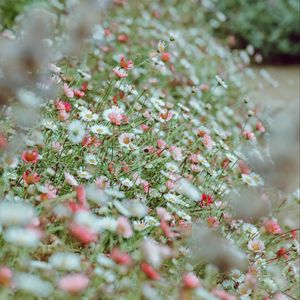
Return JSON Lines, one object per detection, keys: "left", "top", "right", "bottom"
{"left": 0, "top": 0, "right": 45, "bottom": 28}
{"left": 204, "top": 0, "right": 300, "bottom": 61}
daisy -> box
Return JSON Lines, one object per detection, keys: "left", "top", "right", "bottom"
{"left": 248, "top": 239, "right": 265, "bottom": 253}
{"left": 79, "top": 108, "right": 98, "bottom": 122}
{"left": 78, "top": 168, "right": 93, "bottom": 180}
{"left": 133, "top": 219, "right": 150, "bottom": 231}
{"left": 90, "top": 124, "right": 111, "bottom": 135}
{"left": 103, "top": 106, "right": 124, "bottom": 125}
{"left": 118, "top": 132, "right": 135, "bottom": 148}
{"left": 120, "top": 177, "right": 134, "bottom": 188}
{"left": 84, "top": 153, "right": 98, "bottom": 165}
{"left": 68, "top": 120, "right": 86, "bottom": 144}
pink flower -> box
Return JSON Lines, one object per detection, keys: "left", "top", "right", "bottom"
{"left": 0, "top": 266, "right": 12, "bottom": 287}
{"left": 58, "top": 273, "right": 89, "bottom": 294}
{"left": 263, "top": 219, "right": 282, "bottom": 234}
{"left": 120, "top": 55, "right": 134, "bottom": 70}
{"left": 182, "top": 272, "right": 200, "bottom": 289}
{"left": 169, "top": 145, "right": 183, "bottom": 161}
{"left": 77, "top": 185, "right": 87, "bottom": 208}
{"left": 161, "top": 52, "right": 171, "bottom": 62}
{"left": 141, "top": 262, "right": 160, "bottom": 281}
{"left": 113, "top": 67, "right": 128, "bottom": 78}
{"left": 22, "top": 149, "right": 39, "bottom": 164}
{"left": 256, "top": 121, "right": 266, "bottom": 133}
{"left": 63, "top": 83, "right": 74, "bottom": 98}
{"left": 40, "top": 184, "right": 57, "bottom": 201}
{"left": 242, "top": 131, "right": 256, "bottom": 141}
{"left": 22, "top": 170, "right": 40, "bottom": 185}
{"left": 116, "top": 216, "right": 133, "bottom": 238}
{"left": 156, "top": 207, "right": 172, "bottom": 221}
{"left": 55, "top": 100, "right": 72, "bottom": 112}
{"left": 69, "top": 223, "right": 97, "bottom": 245}
{"left": 74, "top": 89, "right": 85, "bottom": 98}
{"left": 110, "top": 248, "right": 132, "bottom": 265}
{"left": 202, "top": 134, "right": 213, "bottom": 150}
{"left": 207, "top": 216, "right": 219, "bottom": 228}
{"left": 103, "top": 106, "right": 124, "bottom": 126}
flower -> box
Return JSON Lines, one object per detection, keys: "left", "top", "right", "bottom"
{"left": 49, "top": 252, "right": 81, "bottom": 271}
{"left": 103, "top": 106, "right": 124, "bottom": 125}
{"left": 22, "top": 170, "right": 40, "bottom": 185}
{"left": 113, "top": 67, "right": 128, "bottom": 78}
{"left": 79, "top": 108, "right": 98, "bottom": 122}
{"left": 63, "top": 83, "right": 74, "bottom": 98}
{"left": 4, "top": 228, "right": 41, "bottom": 247}
{"left": 202, "top": 134, "right": 214, "bottom": 150}
{"left": 68, "top": 120, "right": 86, "bottom": 144}
{"left": 248, "top": 239, "right": 265, "bottom": 253}
{"left": 110, "top": 248, "right": 132, "bottom": 265}
{"left": 90, "top": 124, "right": 111, "bottom": 135}
{"left": 22, "top": 149, "right": 39, "bottom": 163}
{"left": 161, "top": 52, "right": 171, "bottom": 62}
{"left": 120, "top": 55, "right": 134, "bottom": 70}
{"left": 118, "top": 132, "right": 135, "bottom": 148}
{"left": 15, "top": 273, "right": 53, "bottom": 298}
{"left": 0, "top": 201, "right": 36, "bottom": 226}
{"left": 58, "top": 273, "right": 89, "bottom": 294}
{"left": 69, "top": 223, "right": 97, "bottom": 245}
{"left": 0, "top": 266, "right": 12, "bottom": 287}
{"left": 263, "top": 219, "right": 282, "bottom": 234}
{"left": 182, "top": 272, "right": 200, "bottom": 289}
{"left": 140, "top": 262, "right": 160, "bottom": 280}
{"left": 157, "top": 40, "right": 166, "bottom": 53}
{"left": 116, "top": 216, "right": 133, "bottom": 238}
{"left": 199, "top": 193, "right": 213, "bottom": 207}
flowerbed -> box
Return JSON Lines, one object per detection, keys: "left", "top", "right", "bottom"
{"left": 0, "top": 1, "right": 299, "bottom": 299}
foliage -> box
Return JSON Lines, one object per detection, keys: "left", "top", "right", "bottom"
{"left": 203, "top": 0, "right": 300, "bottom": 61}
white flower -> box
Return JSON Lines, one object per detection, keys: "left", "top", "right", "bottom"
{"left": 120, "top": 177, "right": 134, "bottom": 188}
{"left": 97, "top": 255, "right": 115, "bottom": 268}
{"left": 248, "top": 239, "right": 265, "bottom": 253}
{"left": 79, "top": 108, "right": 98, "bottom": 122}
{"left": 0, "top": 201, "right": 36, "bottom": 226}
{"left": 90, "top": 124, "right": 111, "bottom": 135}
{"left": 118, "top": 133, "right": 135, "bottom": 148}
{"left": 17, "top": 90, "right": 42, "bottom": 108}
{"left": 64, "top": 172, "right": 79, "bottom": 186}
{"left": 49, "top": 252, "right": 81, "bottom": 271}
{"left": 164, "top": 193, "right": 188, "bottom": 207}
{"left": 15, "top": 273, "right": 53, "bottom": 298}
{"left": 78, "top": 168, "right": 93, "bottom": 179}
{"left": 85, "top": 153, "right": 98, "bottom": 165}
{"left": 74, "top": 211, "right": 101, "bottom": 233}
{"left": 98, "top": 217, "right": 117, "bottom": 232}
{"left": 177, "top": 178, "right": 200, "bottom": 201}
{"left": 4, "top": 227, "right": 40, "bottom": 247}
{"left": 133, "top": 219, "right": 150, "bottom": 231}
{"left": 68, "top": 120, "right": 85, "bottom": 144}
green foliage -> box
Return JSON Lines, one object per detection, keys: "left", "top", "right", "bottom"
{"left": 0, "top": 0, "right": 44, "bottom": 28}
{"left": 206, "top": 0, "right": 300, "bottom": 61}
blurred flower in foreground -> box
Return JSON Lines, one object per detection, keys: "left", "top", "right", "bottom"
{"left": 190, "top": 224, "right": 247, "bottom": 272}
